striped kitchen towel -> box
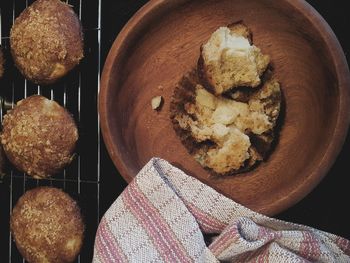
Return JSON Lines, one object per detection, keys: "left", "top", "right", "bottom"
{"left": 93, "top": 158, "right": 350, "bottom": 263}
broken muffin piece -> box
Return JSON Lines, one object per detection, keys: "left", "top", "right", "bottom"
{"left": 198, "top": 22, "right": 270, "bottom": 95}
{"left": 11, "top": 187, "right": 84, "bottom": 263}
{"left": 170, "top": 70, "right": 281, "bottom": 175}
{"left": 10, "top": 0, "right": 84, "bottom": 84}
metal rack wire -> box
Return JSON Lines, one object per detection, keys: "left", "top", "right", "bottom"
{"left": 0, "top": 0, "right": 102, "bottom": 262}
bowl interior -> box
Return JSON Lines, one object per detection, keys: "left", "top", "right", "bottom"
{"left": 100, "top": 0, "right": 350, "bottom": 215}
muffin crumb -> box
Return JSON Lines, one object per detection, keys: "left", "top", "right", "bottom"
{"left": 151, "top": 96, "right": 163, "bottom": 110}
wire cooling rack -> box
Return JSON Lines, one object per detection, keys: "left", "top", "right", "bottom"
{"left": 0, "top": 0, "right": 102, "bottom": 262}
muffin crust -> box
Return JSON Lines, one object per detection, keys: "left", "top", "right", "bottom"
{"left": 11, "top": 187, "right": 84, "bottom": 263}
{"left": 10, "top": 0, "right": 84, "bottom": 84}
{"left": 1, "top": 95, "right": 78, "bottom": 178}
{"left": 171, "top": 70, "right": 281, "bottom": 175}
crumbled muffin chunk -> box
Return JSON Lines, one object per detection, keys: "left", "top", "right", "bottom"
{"left": 171, "top": 70, "right": 281, "bottom": 175}
{"left": 198, "top": 23, "right": 270, "bottom": 95}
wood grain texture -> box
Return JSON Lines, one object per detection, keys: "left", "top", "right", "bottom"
{"left": 99, "top": 0, "right": 350, "bottom": 215}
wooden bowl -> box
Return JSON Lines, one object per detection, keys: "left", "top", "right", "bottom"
{"left": 100, "top": 0, "right": 350, "bottom": 215}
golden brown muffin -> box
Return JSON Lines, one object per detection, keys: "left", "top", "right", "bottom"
{"left": 10, "top": 0, "right": 84, "bottom": 84}
{"left": 198, "top": 22, "right": 270, "bottom": 95}
{"left": 11, "top": 187, "right": 84, "bottom": 263}
{"left": 0, "top": 46, "right": 4, "bottom": 78}
{"left": 170, "top": 70, "right": 281, "bottom": 176}
{"left": 0, "top": 95, "right": 78, "bottom": 179}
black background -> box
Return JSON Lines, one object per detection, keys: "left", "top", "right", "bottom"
{"left": 100, "top": 0, "right": 350, "bottom": 241}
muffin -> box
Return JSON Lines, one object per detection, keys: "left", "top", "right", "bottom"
{"left": 0, "top": 95, "right": 78, "bottom": 179}
{"left": 171, "top": 21, "right": 282, "bottom": 176}
{"left": 10, "top": 0, "right": 84, "bottom": 84}
{"left": 11, "top": 187, "right": 84, "bottom": 263}
{"left": 198, "top": 22, "right": 270, "bottom": 95}
{"left": 171, "top": 70, "right": 281, "bottom": 175}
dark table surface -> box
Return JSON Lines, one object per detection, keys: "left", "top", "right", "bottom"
{"left": 99, "top": 0, "right": 350, "bottom": 242}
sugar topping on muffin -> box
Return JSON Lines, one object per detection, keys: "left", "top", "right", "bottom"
{"left": 11, "top": 187, "right": 84, "bottom": 263}
{"left": 10, "top": 0, "right": 84, "bottom": 84}
{"left": 1, "top": 95, "right": 78, "bottom": 178}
